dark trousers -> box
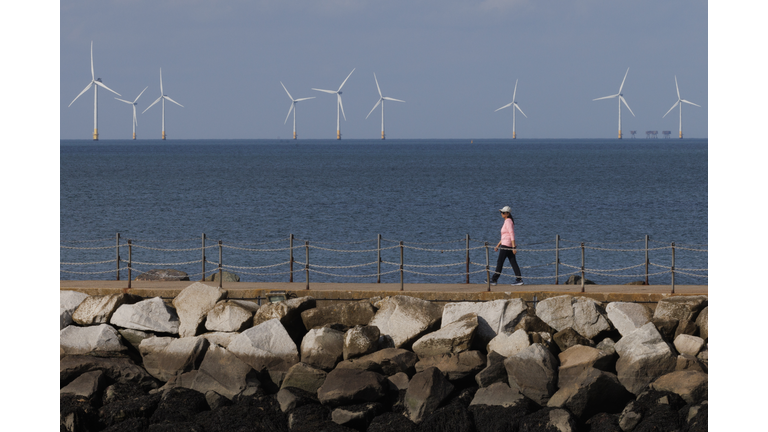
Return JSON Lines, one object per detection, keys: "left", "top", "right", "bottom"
{"left": 492, "top": 247, "right": 522, "bottom": 282}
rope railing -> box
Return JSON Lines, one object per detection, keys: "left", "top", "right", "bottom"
{"left": 60, "top": 233, "right": 707, "bottom": 292}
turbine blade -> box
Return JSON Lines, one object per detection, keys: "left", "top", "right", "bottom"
{"left": 515, "top": 103, "right": 527, "bottom": 118}
{"left": 374, "top": 73, "right": 382, "bottom": 97}
{"left": 675, "top": 76, "right": 680, "bottom": 100}
{"left": 312, "top": 88, "right": 337, "bottom": 94}
{"left": 383, "top": 97, "right": 405, "bottom": 103}
{"left": 593, "top": 94, "right": 618, "bottom": 101}
{"left": 366, "top": 99, "right": 382, "bottom": 119}
{"left": 295, "top": 97, "right": 316, "bottom": 102}
{"left": 338, "top": 94, "right": 346, "bottom": 121}
{"left": 95, "top": 81, "right": 121, "bottom": 96}
{"left": 115, "top": 98, "right": 133, "bottom": 104}
{"left": 512, "top": 79, "right": 518, "bottom": 102}
{"left": 134, "top": 86, "right": 148, "bottom": 103}
{"left": 281, "top": 81, "right": 294, "bottom": 101}
{"left": 495, "top": 102, "right": 513, "bottom": 112}
{"left": 620, "top": 96, "right": 635, "bottom": 117}
{"left": 164, "top": 96, "right": 184, "bottom": 107}
{"left": 337, "top": 68, "right": 355, "bottom": 91}
{"left": 68, "top": 82, "right": 93, "bottom": 107}
{"left": 681, "top": 99, "right": 701, "bottom": 107}
{"left": 142, "top": 96, "right": 162, "bottom": 113}
{"left": 618, "top": 67, "right": 629, "bottom": 94}
{"left": 90, "top": 41, "right": 94, "bottom": 81}
{"left": 285, "top": 103, "right": 294, "bottom": 124}
{"left": 663, "top": 101, "right": 680, "bottom": 118}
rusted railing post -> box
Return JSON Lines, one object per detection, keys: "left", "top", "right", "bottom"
{"left": 400, "top": 241, "right": 404, "bottom": 291}
{"left": 580, "top": 242, "right": 585, "bottom": 293}
{"left": 127, "top": 239, "right": 132, "bottom": 289}
{"left": 116, "top": 233, "right": 120, "bottom": 281}
{"left": 305, "top": 240, "right": 310, "bottom": 290}
{"left": 289, "top": 234, "right": 294, "bottom": 283}
{"left": 218, "top": 240, "right": 222, "bottom": 288}
{"left": 485, "top": 242, "right": 490, "bottom": 292}
{"left": 671, "top": 242, "right": 676, "bottom": 294}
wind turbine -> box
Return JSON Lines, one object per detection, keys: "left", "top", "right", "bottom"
{"left": 142, "top": 68, "right": 184, "bottom": 140}
{"left": 281, "top": 82, "right": 315, "bottom": 139}
{"left": 312, "top": 69, "right": 355, "bottom": 139}
{"left": 593, "top": 68, "right": 635, "bottom": 139}
{"left": 663, "top": 76, "right": 701, "bottom": 139}
{"left": 495, "top": 79, "right": 527, "bottom": 139}
{"left": 365, "top": 73, "right": 405, "bottom": 140}
{"left": 115, "top": 87, "right": 148, "bottom": 140}
{"left": 68, "top": 41, "right": 121, "bottom": 141}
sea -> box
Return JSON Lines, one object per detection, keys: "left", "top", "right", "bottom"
{"left": 60, "top": 139, "right": 708, "bottom": 285}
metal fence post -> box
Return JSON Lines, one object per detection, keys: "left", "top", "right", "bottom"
{"left": 400, "top": 241, "right": 404, "bottom": 291}
{"left": 377, "top": 234, "right": 382, "bottom": 283}
{"left": 305, "top": 240, "right": 310, "bottom": 290}
{"left": 201, "top": 233, "right": 206, "bottom": 282}
{"left": 116, "top": 233, "right": 120, "bottom": 281}
{"left": 671, "top": 242, "right": 675, "bottom": 294}
{"left": 127, "top": 239, "right": 132, "bottom": 289}
{"left": 555, "top": 234, "right": 559, "bottom": 285}
{"left": 289, "top": 234, "right": 294, "bottom": 283}
{"left": 465, "top": 234, "right": 470, "bottom": 284}
{"left": 580, "top": 242, "right": 585, "bottom": 293}
{"left": 218, "top": 240, "right": 222, "bottom": 288}
{"left": 485, "top": 242, "right": 490, "bottom": 292}
{"left": 645, "top": 235, "right": 649, "bottom": 285}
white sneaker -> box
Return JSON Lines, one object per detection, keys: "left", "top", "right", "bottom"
{"left": 484, "top": 280, "right": 497, "bottom": 286}
{"left": 511, "top": 280, "right": 524, "bottom": 286}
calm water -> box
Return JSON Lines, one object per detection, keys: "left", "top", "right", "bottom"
{"left": 60, "top": 139, "right": 707, "bottom": 285}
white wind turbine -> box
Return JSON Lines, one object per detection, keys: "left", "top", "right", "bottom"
{"left": 142, "top": 68, "right": 184, "bottom": 140}
{"left": 495, "top": 79, "right": 528, "bottom": 139}
{"left": 365, "top": 73, "right": 405, "bottom": 140}
{"left": 68, "top": 41, "right": 121, "bottom": 141}
{"left": 593, "top": 68, "right": 635, "bottom": 139}
{"left": 312, "top": 69, "right": 355, "bottom": 140}
{"left": 281, "top": 82, "right": 315, "bottom": 140}
{"left": 115, "top": 87, "right": 148, "bottom": 140}
{"left": 663, "top": 76, "right": 701, "bottom": 139}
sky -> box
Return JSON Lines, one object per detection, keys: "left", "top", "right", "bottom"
{"left": 59, "top": 0, "right": 708, "bottom": 140}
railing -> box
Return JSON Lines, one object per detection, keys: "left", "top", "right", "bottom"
{"left": 60, "top": 233, "right": 708, "bottom": 293}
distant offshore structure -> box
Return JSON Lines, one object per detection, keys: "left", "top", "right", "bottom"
{"left": 365, "top": 73, "right": 405, "bottom": 140}
{"left": 495, "top": 79, "right": 528, "bottom": 139}
{"left": 115, "top": 87, "right": 148, "bottom": 140}
{"left": 68, "top": 41, "right": 121, "bottom": 141}
{"left": 281, "top": 82, "right": 315, "bottom": 140}
{"left": 593, "top": 68, "right": 635, "bottom": 139}
{"left": 313, "top": 69, "right": 355, "bottom": 140}
{"left": 662, "top": 76, "right": 701, "bottom": 139}
{"left": 143, "top": 68, "right": 184, "bottom": 140}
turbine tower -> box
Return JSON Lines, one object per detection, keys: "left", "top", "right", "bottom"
{"left": 115, "top": 87, "right": 148, "bottom": 140}
{"left": 365, "top": 73, "right": 405, "bottom": 140}
{"left": 312, "top": 69, "right": 355, "bottom": 140}
{"left": 593, "top": 68, "right": 635, "bottom": 139}
{"left": 663, "top": 76, "right": 701, "bottom": 139}
{"left": 68, "top": 41, "right": 121, "bottom": 141}
{"left": 495, "top": 79, "right": 528, "bottom": 139}
{"left": 143, "top": 69, "right": 184, "bottom": 140}
{"left": 281, "top": 82, "right": 315, "bottom": 139}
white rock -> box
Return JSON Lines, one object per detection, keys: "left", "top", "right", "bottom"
{"left": 60, "top": 291, "right": 89, "bottom": 330}
{"left": 614, "top": 322, "right": 677, "bottom": 394}
{"left": 139, "top": 336, "right": 209, "bottom": 382}
{"left": 606, "top": 302, "right": 652, "bottom": 337}
{"left": 487, "top": 329, "right": 530, "bottom": 358}
{"left": 60, "top": 324, "right": 126, "bottom": 355}
{"left": 441, "top": 299, "right": 526, "bottom": 345}
{"left": 228, "top": 318, "right": 300, "bottom": 379}
{"left": 205, "top": 300, "right": 253, "bottom": 332}
{"left": 674, "top": 334, "right": 705, "bottom": 356}
{"left": 301, "top": 327, "right": 345, "bottom": 371}
{"left": 200, "top": 332, "right": 239, "bottom": 348}
{"left": 536, "top": 295, "right": 575, "bottom": 332}
{"left": 536, "top": 296, "right": 611, "bottom": 340}
{"left": 110, "top": 297, "right": 180, "bottom": 334}
{"left": 412, "top": 313, "right": 478, "bottom": 358}
{"left": 369, "top": 295, "right": 443, "bottom": 348}
{"left": 172, "top": 282, "right": 227, "bottom": 337}
{"left": 72, "top": 294, "right": 141, "bottom": 326}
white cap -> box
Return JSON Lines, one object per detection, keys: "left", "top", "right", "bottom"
{"left": 499, "top": 206, "right": 512, "bottom": 213}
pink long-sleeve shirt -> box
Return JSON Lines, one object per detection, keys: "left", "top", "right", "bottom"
{"left": 500, "top": 218, "right": 516, "bottom": 247}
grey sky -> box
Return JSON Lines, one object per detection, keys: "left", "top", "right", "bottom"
{"left": 60, "top": 1, "right": 707, "bottom": 140}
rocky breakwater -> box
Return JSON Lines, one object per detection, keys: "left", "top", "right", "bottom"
{"left": 60, "top": 284, "right": 708, "bottom": 432}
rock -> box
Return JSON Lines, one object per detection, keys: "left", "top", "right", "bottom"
{"left": 487, "top": 350, "right": 506, "bottom": 366}
{"left": 470, "top": 382, "right": 524, "bottom": 407}
{"left": 504, "top": 343, "right": 559, "bottom": 405}
{"left": 135, "top": 268, "right": 189, "bottom": 281}
{"left": 675, "top": 318, "right": 699, "bottom": 339}
{"left": 172, "top": 282, "right": 227, "bottom": 338}
{"left": 595, "top": 337, "right": 616, "bottom": 356}
{"left": 535, "top": 295, "right": 575, "bottom": 332}
{"left": 388, "top": 372, "right": 410, "bottom": 390}
{"left": 227, "top": 318, "right": 300, "bottom": 385}
{"left": 697, "top": 344, "right": 708, "bottom": 367}
{"left": 412, "top": 313, "right": 478, "bottom": 357}
{"left": 514, "top": 315, "right": 556, "bottom": 334}
{"left": 60, "top": 324, "right": 127, "bottom": 355}
{"left": 343, "top": 325, "right": 380, "bottom": 360}
{"left": 367, "top": 412, "right": 417, "bottom": 432}
{"left": 336, "top": 348, "right": 419, "bottom": 377}
{"left": 284, "top": 403, "right": 333, "bottom": 431}
{"left": 683, "top": 401, "right": 708, "bottom": 432}
{"left": 72, "top": 293, "right": 143, "bottom": 326}
{"left": 60, "top": 370, "right": 106, "bottom": 398}
{"left": 557, "top": 344, "right": 615, "bottom": 388}
{"left": 553, "top": 327, "right": 593, "bottom": 352}
{"left": 417, "top": 401, "right": 474, "bottom": 432}
{"left": 475, "top": 361, "right": 509, "bottom": 387}
{"left": 614, "top": 322, "right": 677, "bottom": 394}
{"left": 276, "top": 386, "right": 319, "bottom": 413}
{"left": 331, "top": 402, "right": 384, "bottom": 430}
{"left": 138, "top": 336, "right": 209, "bottom": 382}
{"left": 442, "top": 299, "right": 527, "bottom": 346}
{"left": 415, "top": 350, "right": 486, "bottom": 381}
{"left": 368, "top": 295, "right": 443, "bottom": 348}
{"left": 194, "top": 392, "right": 287, "bottom": 432}
{"left": 649, "top": 370, "right": 708, "bottom": 404}
{"left": 60, "top": 355, "right": 158, "bottom": 392}
{"left": 675, "top": 354, "right": 707, "bottom": 373}
{"left": 186, "top": 343, "right": 252, "bottom": 400}
{"left": 605, "top": 302, "right": 652, "bottom": 337}
{"left": 60, "top": 394, "right": 99, "bottom": 432}
{"left": 280, "top": 362, "right": 328, "bottom": 394}
{"left": 204, "top": 390, "right": 232, "bottom": 411}
{"left": 652, "top": 317, "right": 679, "bottom": 341}
{"left": 199, "top": 331, "right": 239, "bottom": 349}
{"left": 61, "top": 290, "right": 89, "bottom": 330}
{"left": 673, "top": 334, "right": 705, "bottom": 356}
{"left": 696, "top": 306, "right": 708, "bottom": 340}
{"left": 253, "top": 296, "right": 316, "bottom": 327}
{"left": 518, "top": 407, "right": 578, "bottom": 432}
{"left": 317, "top": 368, "right": 388, "bottom": 407}
{"left": 487, "top": 329, "right": 530, "bottom": 358}
{"left": 205, "top": 300, "right": 253, "bottom": 333}
{"left": 404, "top": 367, "right": 454, "bottom": 424}
{"left": 301, "top": 301, "right": 376, "bottom": 330}
{"left": 583, "top": 412, "right": 621, "bottom": 432}
{"left": 204, "top": 270, "right": 240, "bottom": 282}
{"left": 565, "top": 275, "right": 595, "bottom": 285}
{"left": 110, "top": 297, "right": 180, "bottom": 334}
{"left": 149, "top": 387, "right": 208, "bottom": 425}
{"left": 469, "top": 403, "right": 534, "bottom": 432}
{"left": 536, "top": 295, "right": 611, "bottom": 340}
{"left": 118, "top": 329, "right": 152, "bottom": 351}
{"left": 547, "top": 368, "right": 633, "bottom": 420}
{"left": 97, "top": 392, "right": 161, "bottom": 429}
{"left": 300, "top": 327, "right": 345, "bottom": 371}
{"left": 619, "top": 389, "right": 687, "bottom": 432}
{"left": 653, "top": 295, "right": 707, "bottom": 323}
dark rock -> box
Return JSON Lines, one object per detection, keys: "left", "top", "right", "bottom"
{"left": 404, "top": 367, "right": 454, "bottom": 424}
{"left": 135, "top": 268, "right": 189, "bottom": 281}
{"left": 280, "top": 362, "right": 328, "bottom": 394}
{"left": 681, "top": 401, "right": 708, "bottom": 432}
{"left": 367, "top": 412, "right": 417, "bottom": 432}
{"left": 204, "top": 270, "right": 240, "bottom": 282}
{"left": 417, "top": 402, "right": 475, "bottom": 432}
{"left": 103, "top": 382, "right": 147, "bottom": 406}
{"left": 302, "top": 301, "right": 376, "bottom": 331}
{"left": 194, "top": 393, "right": 287, "bottom": 432}
{"left": 619, "top": 389, "right": 687, "bottom": 431}
{"left": 448, "top": 386, "right": 479, "bottom": 408}
{"left": 204, "top": 391, "right": 232, "bottom": 411}
{"left": 584, "top": 412, "right": 622, "bottom": 432}
{"left": 547, "top": 368, "right": 633, "bottom": 420}
{"left": 277, "top": 387, "right": 320, "bottom": 413}
{"left": 674, "top": 318, "right": 698, "bottom": 339}
{"left": 514, "top": 315, "right": 557, "bottom": 334}
{"left": 633, "top": 404, "right": 682, "bottom": 432}
{"left": 61, "top": 355, "right": 159, "bottom": 392}
{"left": 287, "top": 403, "right": 330, "bottom": 431}
{"left": 61, "top": 394, "right": 99, "bottom": 432}
{"left": 553, "top": 328, "right": 594, "bottom": 352}
{"left": 468, "top": 403, "right": 534, "bottom": 432}
{"left": 336, "top": 348, "right": 419, "bottom": 377}
{"left": 475, "top": 362, "right": 509, "bottom": 387}
{"left": 317, "top": 368, "right": 388, "bottom": 407}
{"left": 414, "top": 350, "right": 486, "bottom": 381}
{"left": 487, "top": 351, "right": 506, "bottom": 366}
{"left": 98, "top": 393, "right": 162, "bottom": 429}
{"left": 149, "top": 387, "right": 209, "bottom": 425}
{"left": 101, "top": 417, "right": 148, "bottom": 432}
{"left": 60, "top": 370, "right": 106, "bottom": 399}
{"left": 565, "top": 275, "right": 595, "bottom": 285}
{"left": 652, "top": 317, "right": 679, "bottom": 341}
{"left": 147, "top": 422, "right": 205, "bottom": 432}
{"left": 331, "top": 402, "right": 385, "bottom": 430}
{"left": 518, "top": 407, "right": 578, "bottom": 432}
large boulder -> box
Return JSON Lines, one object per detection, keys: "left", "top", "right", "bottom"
{"left": 487, "top": 329, "right": 530, "bottom": 358}
{"left": 414, "top": 350, "right": 486, "bottom": 381}
{"left": 138, "top": 336, "right": 209, "bottom": 382}
{"left": 109, "top": 297, "right": 180, "bottom": 334}
{"left": 280, "top": 362, "right": 328, "bottom": 394}
{"left": 653, "top": 295, "right": 708, "bottom": 323}
{"left": 172, "top": 282, "right": 227, "bottom": 337}
{"left": 696, "top": 306, "right": 708, "bottom": 340}
{"left": 60, "top": 355, "right": 158, "bottom": 391}
{"left": 553, "top": 327, "right": 594, "bottom": 352}
{"left": 199, "top": 331, "right": 239, "bottom": 349}
{"left": 135, "top": 268, "right": 189, "bottom": 281}
{"left": 60, "top": 324, "right": 127, "bottom": 355}
{"left": 475, "top": 362, "right": 509, "bottom": 388}
{"left": 469, "top": 382, "right": 525, "bottom": 407}
{"left": 605, "top": 302, "right": 652, "bottom": 337}
{"left": 404, "top": 367, "right": 454, "bottom": 424}
{"left": 649, "top": 370, "right": 708, "bottom": 404}
{"left": 411, "top": 313, "right": 478, "bottom": 358}
{"left": 557, "top": 344, "right": 615, "bottom": 388}
{"left": 60, "top": 370, "right": 106, "bottom": 399}
{"left": 227, "top": 318, "right": 300, "bottom": 384}
{"left": 343, "top": 325, "right": 380, "bottom": 360}
{"left": 614, "top": 322, "right": 677, "bottom": 394}
{"left": 317, "top": 368, "right": 388, "bottom": 407}
{"left": 61, "top": 291, "right": 89, "bottom": 330}
{"left": 336, "top": 348, "right": 419, "bottom": 377}
{"left": 301, "top": 327, "right": 345, "bottom": 371}
{"left": 441, "top": 298, "right": 527, "bottom": 346}
{"left": 186, "top": 343, "right": 253, "bottom": 400}
{"left": 205, "top": 300, "right": 254, "bottom": 333}
{"left": 368, "top": 295, "right": 443, "bottom": 348}
{"left": 331, "top": 402, "right": 385, "bottom": 431}
{"left": 253, "top": 296, "right": 316, "bottom": 327}
{"left": 72, "top": 293, "right": 142, "bottom": 326}
{"left": 674, "top": 334, "right": 705, "bottom": 356}
{"left": 547, "top": 368, "right": 633, "bottom": 420}
{"left": 504, "top": 343, "right": 559, "bottom": 405}
{"left": 301, "top": 301, "right": 376, "bottom": 330}
{"left": 536, "top": 295, "right": 611, "bottom": 339}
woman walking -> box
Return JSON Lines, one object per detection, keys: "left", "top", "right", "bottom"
{"left": 490, "top": 206, "right": 523, "bottom": 286}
